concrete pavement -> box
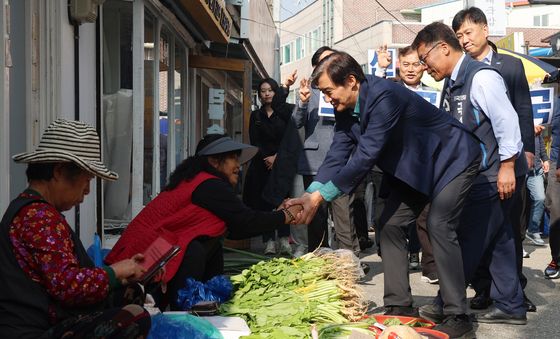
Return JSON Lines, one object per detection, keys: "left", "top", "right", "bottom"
{"left": 359, "top": 240, "right": 560, "bottom": 339}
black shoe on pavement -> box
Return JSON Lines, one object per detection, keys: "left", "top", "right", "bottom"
{"left": 419, "top": 303, "right": 445, "bottom": 324}
{"left": 409, "top": 252, "right": 420, "bottom": 271}
{"left": 469, "top": 292, "right": 492, "bottom": 310}
{"left": 473, "top": 306, "right": 527, "bottom": 325}
{"left": 359, "top": 237, "right": 375, "bottom": 251}
{"left": 524, "top": 294, "right": 536, "bottom": 312}
{"left": 433, "top": 314, "right": 475, "bottom": 339}
{"left": 360, "top": 262, "right": 370, "bottom": 275}
{"left": 384, "top": 305, "right": 420, "bottom": 317}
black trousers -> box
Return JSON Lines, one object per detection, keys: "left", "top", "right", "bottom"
{"left": 153, "top": 237, "right": 224, "bottom": 311}
{"left": 416, "top": 205, "right": 437, "bottom": 278}
{"left": 380, "top": 158, "right": 479, "bottom": 314}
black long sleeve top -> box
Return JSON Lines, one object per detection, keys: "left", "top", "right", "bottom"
{"left": 191, "top": 178, "right": 286, "bottom": 240}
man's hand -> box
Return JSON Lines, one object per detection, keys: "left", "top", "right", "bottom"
{"left": 285, "top": 191, "right": 324, "bottom": 225}
{"left": 543, "top": 160, "right": 550, "bottom": 174}
{"left": 525, "top": 151, "right": 535, "bottom": 169}
{"left": 376, "top": 45, "right": 392, "bottom": 69}
{"left": 299, "top": 78, "right": 311, "bottom": 103}
{"left": 535, "top": 124, "right": 546, "bottom": 136}
{"left": 264, "top": 154, "right": 277, "bottom": 170}
{"left": 497, "top": 158, "right": 516, "bottom": 200}
{"left": 283, "top": 69, "right": 298, "bottom": 88}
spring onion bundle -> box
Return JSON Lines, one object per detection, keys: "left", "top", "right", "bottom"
{"left": 220, "top": 251, "right": 366, "bottom": 338}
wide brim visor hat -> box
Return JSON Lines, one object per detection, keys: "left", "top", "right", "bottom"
{"left": 12, "top": 119, "right": 118, "bottom": 181}
{"left": 196, "top": 136, "right": 258, "bottom": 164}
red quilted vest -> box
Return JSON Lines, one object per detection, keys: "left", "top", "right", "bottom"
{"left": 105, "top": 172, "right": 226, "bottom": 282}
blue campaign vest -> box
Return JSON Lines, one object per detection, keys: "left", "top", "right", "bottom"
{"left": 443, "top": 55, "right": 501, "bottom": 184}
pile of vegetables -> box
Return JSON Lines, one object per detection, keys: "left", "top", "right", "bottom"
{"left": 219, "top": 251, "right": 366, "bottom": 338}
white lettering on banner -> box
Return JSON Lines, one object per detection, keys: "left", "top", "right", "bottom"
{"left": 414, "top": 90, "right": 441, "bottom": 108}
{"left": 367, "top": 49, "right": 397, "bottom": 78}
{"left": 318, "top": 93, "right": 335, "bottom": 118}
{"left": 531, "top": 87, "right": 555, "bottom": 125}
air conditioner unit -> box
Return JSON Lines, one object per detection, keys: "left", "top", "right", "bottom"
{"left": 69, "top": 0, "right": 106, "bottom": 24}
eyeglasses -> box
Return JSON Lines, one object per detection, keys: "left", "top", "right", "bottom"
{"left": 419, "top": 41, "right": 443, "bottom": 65}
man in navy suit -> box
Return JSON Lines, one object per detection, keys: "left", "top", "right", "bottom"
{"left": 413, "top": 22, "right": 527, "bottom": 333}
{"left": 286, "top": 51, "right": 482, "bottom": 338}
{"left": 451, "top": 7, "right": 536, "bottom": 313}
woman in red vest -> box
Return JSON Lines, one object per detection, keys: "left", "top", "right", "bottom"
{"left": 105, "top": 134, "right": 302, "bottom": 310}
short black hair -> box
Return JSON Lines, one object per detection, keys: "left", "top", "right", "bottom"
{"left": 26, "top": 162, "right": 83, "bottom": 182}
{"left": 310, "top": 51, "right": 365, "bottom": 87}
{"left": 452, "top": 7, "right": 487, "bottom": 32}
{"left": 398, "top": 46, "right": 417, "bottom": 58}
{"left": 311, "top": 46, "right": 334, "bottom": 67}
{"left": 412, "top": 22, "right": 462, "bottom": 52}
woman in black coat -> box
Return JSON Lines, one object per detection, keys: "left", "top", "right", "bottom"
{"left": 243, "top": 78, "right": 293, "bottom": 255}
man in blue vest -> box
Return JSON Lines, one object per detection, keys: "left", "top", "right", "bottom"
{"left": 451, "top": 7, "right": 536, "bottom": 313}
{"left": 286, "top": 51, "right": 482, "bottom": 339}
{"left": 412, "top": 22, "right": 527, "bottom": 333}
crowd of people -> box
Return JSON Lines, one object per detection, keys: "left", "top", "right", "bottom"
{"left": 0, "top": 6, "right": 558, "bottom": 339}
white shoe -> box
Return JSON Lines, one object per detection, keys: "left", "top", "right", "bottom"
{"left": 523, "top": 248, "right": 530, "bottom": 258}
{"left": 278, "top": 237, "right": 292, "bottom": 256}
{"left": 526, "top": 232, "right": 546, "bottom": 246}
{"left": 293, "top": 245, "right": 307, "bottom": 258}
{"left": 264, "top": 240, "right": 276, "bottom": 255}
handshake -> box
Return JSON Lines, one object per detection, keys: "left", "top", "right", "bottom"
{"left": 277, "top": 191, "right": 325, "bottom": 225}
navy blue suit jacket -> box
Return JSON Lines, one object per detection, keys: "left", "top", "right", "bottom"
{"left": 315, "top": 75, "right": 481, "bottom": 198}
{"left": 491, "top": 51, "right": 535, "bottom": 154}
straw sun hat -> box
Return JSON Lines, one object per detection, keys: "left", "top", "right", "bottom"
{"left": 12, "top": 119, "right": 118, "bottom": 181}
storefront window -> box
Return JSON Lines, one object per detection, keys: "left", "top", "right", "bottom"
{"left": 174, "top": 43, "right": 186, "bottom": 166}
{"left": 102, "top": 0, "right": 133, "bottom": 222}
{"left": 195, "top": 69, "right": 244, "bottom": 141}
{"left": 143, "top": 13, "right": 155, "bottom": 204}
{"left": 158, "top": 29, "right": 170, "bottom": 189}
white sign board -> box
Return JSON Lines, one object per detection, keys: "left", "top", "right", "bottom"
{"left": 318, "top": 93, "right": 335, "bottom": 118}
{"left": 531, "top": 87, "right": 555, "bottom": 125}
{"left": 208, "top": 88, "right": 225, "bottom": 120}
{"left": 414, "top": 90, "right": 441, "bottom": 108}
{"left": 470, "top": 0, "right": 507, "bottom": 36}
{"left": 367, "top": 48, "right": 397, "bottom": 78}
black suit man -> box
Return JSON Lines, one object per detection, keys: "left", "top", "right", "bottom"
{"left": 286, "top": 51, "right": 482, "bottom": 339}
{"left": 452, "top": 7, "right": 536, "bottom": 312}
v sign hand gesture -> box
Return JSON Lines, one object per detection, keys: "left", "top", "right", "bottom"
{"left": 299, "top": 78, "right": 311, "bottom": 103}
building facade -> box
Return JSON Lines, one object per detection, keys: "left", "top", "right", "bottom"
{"left": 0, "top": 0, "right": 278, "bottom": 248}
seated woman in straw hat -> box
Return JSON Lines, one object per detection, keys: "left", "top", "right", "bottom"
{"left": 105, "top": 134, "right": 302, "bottom": 310}
{"left": 0, "top": 119, "right": 151, "bottom": 338}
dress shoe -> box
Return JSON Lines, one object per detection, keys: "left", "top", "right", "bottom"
{"left": 419, "top": 303, "right": 445, "bottom": 324}
{"left": 384, "top": 305, "right": 419, "bottom": 317}
{"left": 433, "top": 314, "right": 475, "bottom": 339}
{"left": 469, "top": 292, "right": 492, "bottom": 310}
{"left": 524, "top": 294, "right": 536, "bottom": 312}
{"left": 473, "top": 306, "right": 527, "bottom": 325}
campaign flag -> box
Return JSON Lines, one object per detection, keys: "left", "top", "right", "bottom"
{"left": 530, "top": 87, "right": 554, "bottom": 125}
{"left": 318, "top": 92, "right": 335, "bottom": 118}
{"left": 414, "top": 90, "right": 441, "bottom": 108}
{"left": 368, "top": 48, "right": 397, "bottom": 78}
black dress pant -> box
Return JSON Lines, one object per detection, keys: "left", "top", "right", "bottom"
{"left": 303, "top": 175, "right": 330, "bottom": 251}
{"left": 380, "top": 158, "right": 479, "bottom": 315}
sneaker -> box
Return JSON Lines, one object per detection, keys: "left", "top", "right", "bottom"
{"left": 473, "top": 306, "right": 527, "bottom": 325}
{"left": 409, "top": 252, "right": 421, "bottom": 271}
{"left": 360, "top": 262, "right": 371, "bottom": 275}
{"left": 433, "top": 314, "right": 475, "bottom": 339}
{"left": 419, "top": 303, "right": 445, "bottom": 324}
{"left": 523, "top": 248, "right": 530, "bottom": 258}
{"left": 420, "top": 272, "right": 439, "bottom": 284}
{"left": 526, "top": 232, "right": 546, "bottom": 246}
{"left": 544, "top": 259, "right": 560, "bottom": 279}
{"left": 278, "top": 237, "right": 292, "bottom": 256}
{"left": 264, "top": 240, "right": 276, "bottom": 255}
{"left": 293, "top": 244, "right": 307, "bottom": 258}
